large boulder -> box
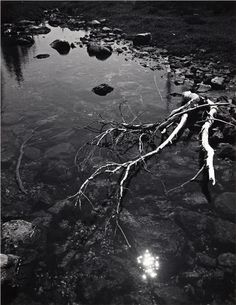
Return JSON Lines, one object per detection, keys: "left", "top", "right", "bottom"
{"left": 133, "top": 33, "right": 152, "bottom": 46}
{"left": 92, "top": 84, "right": 114, "bottom": 96}
{"left": 0, "top": 253, "right": 20, "bottom": 285}
{"left": 87, "top": 43, "right": 112, "bottom": 60}
{"left": 50, "top": 39, "right": 70, "bottom": 55}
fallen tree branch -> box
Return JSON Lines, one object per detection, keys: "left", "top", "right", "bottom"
{"left": 67, "top": 91, "right": 236, "bottom": 240}
{"left": 166, "top": 165, "right": 205, "bottom": 194}
{"left": 16, "top": 129, "right": 38, "bottom": 194}
{"left": 201, "top": 98, "right": 218, "bottom": 185}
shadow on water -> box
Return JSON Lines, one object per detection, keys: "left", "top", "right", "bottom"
{"left": 1, "top": 39, "right": 33, "bottom": 84}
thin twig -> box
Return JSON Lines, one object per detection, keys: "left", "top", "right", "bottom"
{"left": 166, "top": 165, "right": 205, "bottom": 194}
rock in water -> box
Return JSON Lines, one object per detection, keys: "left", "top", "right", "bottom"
{"left": 133, "top": 33, "right": 152, "bottom": 46}
{"left": 34, "top": 54, "right": 50, "bottom": 59}
{"left": 217, "top": 143, "right": 236, "bottom": 160}
{"left": 214, "top": 192, "right": 236, "bottom": 222}
{"left": 92, "top": 84, "right": 114, "bottom": 96}
{"left": 50, "top": 40, "right": 70, "bottom": 55}
{"left": 2, "top": 220, "right": 41, "bottom": 251}
{"left": 87, "top": 43, "right": 112, "bottom": 60}
{"left": 218, "top": 253, "right": 236, "bottom": 273}
{"left": 0, "top": 253, "right": 20, "bottom": 285}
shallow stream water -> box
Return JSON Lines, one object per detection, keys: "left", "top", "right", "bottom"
{"left": 2, "top": 24, "right": 235, "bottom": 305}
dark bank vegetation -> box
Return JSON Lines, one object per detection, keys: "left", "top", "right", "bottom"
{"left": 2, "top": 1, "right": 236, "bottom": 62}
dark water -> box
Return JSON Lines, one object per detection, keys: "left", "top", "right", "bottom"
{"left": 2, "top": 24, "right": 235, "bottom": 305}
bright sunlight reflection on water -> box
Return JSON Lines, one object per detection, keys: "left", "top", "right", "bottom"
{"left": 137, "top": 249, "right": 160, "bottom": 280}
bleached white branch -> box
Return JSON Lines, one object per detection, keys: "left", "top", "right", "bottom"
{"left": 201, "top": 98, "right": 218, "bottom": 185}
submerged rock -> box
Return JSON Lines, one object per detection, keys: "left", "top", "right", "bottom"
{"left": 92, "top": 84, "right": 114, "bottom": 96}
{"left": 39, "top": 160, "right": 75, "bottom": 184}
{"left": 48, "top": 199, "right": 72, "bottom": 216}
{"left": 87, "top": 43, "right": 112, "bottom": 60}
{"left": 34, "top": 54, "right": 50, "bottom": 59}
{"left": 0, "top": 253, "right": 20, "bottom": 285}
{"left": 44, "top": 142, "right": 75, "bottom": 159}
{"left": 217, "top": 143, "right": 236, "bottom": 160}
{"left": 213, "top": 218, "right": 236, "bottom": 248}
{"left": 218, "top": 252, "right": 236, "bottom": 273}
{"left": 196, "top": 253, "right": 216, "bottom": 268}
{"left": 214, "top": 192, "right": 236, "bottom": 222}
{"left": 133, "top": 33, "right": 152, "bottom": 46}
{"left": 2, "top": 220, "right": 42, "bottom": 252}
{"left": 50, "top": 39, "right": 70, "bottom": 55}
{"left": 182, "top": 192, "right": 208, "bottom": 208}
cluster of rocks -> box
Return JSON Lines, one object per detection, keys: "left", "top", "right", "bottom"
{"left": 169, "top": 55, "right": 234, "bottom": 92}
{"left": 2, "top": 20, "right": 51, "bottom": 46}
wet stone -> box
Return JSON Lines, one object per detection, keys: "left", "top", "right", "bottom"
{"left": 87, "top": 43, "right": 112, "bottom": 60}
{"left": 32, "top": 211, "right": 53, "bottom": 229}
{"left": 50, "top": 39, "right": 71, "bottom": 55}
{"left": 214, "top": 192, "right": 236, "bottom": 222}
{"left": 92, "top": 83, "right": 114, "bottom": 96}
{"left": 39, "top": 160, "right": 75, "bottom": 184}
{"left": 213, "top": 218, "right": 236, "bottom": 248}
{"left": 182, "top": 192, "right": 208, "bottom": 209}
{"left": 217, "top": 143, "right": 236, "bottom": 160}
{"left": 133, "top": 32, "right": 152, "bottom": 46}
{"left": 196, "top": 253, "right": 217, "bottom": 268}
{"left": 174, "top": 209, "right": 211, "bottom": 239}
{"left": 24, "top": 146, "right": 41, "bottom": 160}
{"left": 48, "top": 199, "right": 72, "bottom": 216}
{"left": 34, "top": 54, "right": 50, "bottom": 59}
{"left": 2, "top": 220, "right": 42, "bottom": 253}
{"left": 44, "top": 142, "right": 75, "bottom": 159}
{"left": 0, "top": 253, "right": 20, "bottom": 285}
{"left": 218, "top": 253, "right": 236, "bottom": 273}
{"left": 1, "top": 149, "right": 15, "bottom": 169}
